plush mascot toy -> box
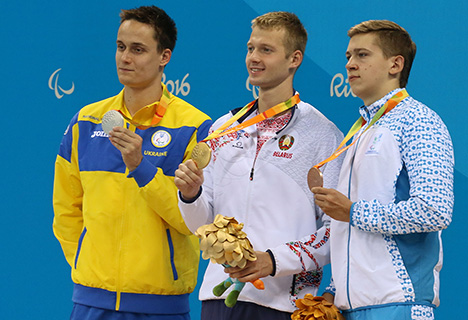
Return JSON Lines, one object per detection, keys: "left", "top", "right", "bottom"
{"left": 195, "top": 214, "right": 265, "bottom": 307}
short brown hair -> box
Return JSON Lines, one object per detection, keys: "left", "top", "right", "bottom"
{"left": 120, "top": 5, "right": 177, "bottom": 53}
{"left": 252, "top": 12, "right": 307, "bottom": 57}
{"left": 348, "top": 20, "right": 416, "bottom": 87}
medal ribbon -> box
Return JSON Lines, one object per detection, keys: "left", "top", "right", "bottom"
{"left": 117, "top": 83, "right": 171, "bottom": 130}
{"left": 314, "top": 89, "right": 409, "bottom": 169}
{"left": 202, "top": 93, "right": 300, "bottom": 142}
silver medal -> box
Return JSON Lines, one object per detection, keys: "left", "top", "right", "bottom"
{"left": 102, "top": 110, "right": 124, "bottom": 134}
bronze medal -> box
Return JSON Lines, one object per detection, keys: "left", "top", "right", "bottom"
{"left": 307, "top": 167, "right": 323, "bottom": 190}
{"left": 191, "top": 142, "right": 212, "bottom": 169}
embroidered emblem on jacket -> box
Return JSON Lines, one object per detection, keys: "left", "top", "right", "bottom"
{"left": 151, "top": 130, "right": 171, "bottom": 148}
{"left": 365, "top": 132, "right": 383, "bottom": 155}
{"left": 278, "top": 134, "right": 294, "bottom": 150}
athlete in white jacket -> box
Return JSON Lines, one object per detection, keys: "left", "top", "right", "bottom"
{"left": 175, "top": 12, "right": 343, "bottom": 320}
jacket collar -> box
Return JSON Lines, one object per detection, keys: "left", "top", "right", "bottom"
{"left": 230, "top": 90, "right": 299, "bottom": 130}
{"left": 359, "top": 88, "right": 404, "bottom": 122}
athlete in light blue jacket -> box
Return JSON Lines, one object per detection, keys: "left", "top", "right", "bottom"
{"left": 312, "top": 20, "right": 454, "bottom": 320}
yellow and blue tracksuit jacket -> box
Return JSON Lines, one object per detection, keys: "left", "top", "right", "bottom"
{"left": 53, "top": 86, "right": 211, "bottom": 314}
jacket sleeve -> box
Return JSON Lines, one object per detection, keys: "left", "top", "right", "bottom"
{"left": 351, "top": 106, "right": 454, "bottom": 234}
{"left": 269, "top": 127, "right": 345, "bottom": 277}
{"left": 129, "top": 118, "right": 212, "bottom": 235}
{"left": 52, "top": 115, "right": 84, "bottom": 267}
{"left": 269, "top": 222, "right": 331, "bottom": 277}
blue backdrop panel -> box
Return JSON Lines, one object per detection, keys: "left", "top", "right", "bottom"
{"left": 0, "top": 1, "right": 465, "bottom": 319}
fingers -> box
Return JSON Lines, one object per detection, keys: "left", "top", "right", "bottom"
{"left": 225, "top": 264, "right": 258, "bottom": 283}
{"left": 108, "top": 127, "right": 143, "bottom": 171}
{"left": 311, "top": 187, "right": 335, "bottom": 216}
{"left": 181, "top": 159, "right": 200, "bottom": 174}
{"left": 174, "top": 160, "right": 204, "bottom": 200}
{"left": 175, "top": 160, "right": 203, "bottom": 185}
{"left": 224, "top": 252, "right": 273, "bottom": 282}
{"left": 310, "top": 187, "right": 352, "bottom": 222}
{"left": 323, "top": 292, "right": 335, "bottom": 304}
{"left": 109, "top": 127, "right": 142, "bottom": 150}
{"left": 311, "top": 187, "right": 329, "bottom": 206}
{"left": 310, "top": 187, "right": 328, "bottom": 195}
{"left": 312, "top": 187, "right": 339, "bottom": 202}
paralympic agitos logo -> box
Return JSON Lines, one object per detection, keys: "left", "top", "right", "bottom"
{"left": 49, "top": 68, "right": 75, "bottom": 99}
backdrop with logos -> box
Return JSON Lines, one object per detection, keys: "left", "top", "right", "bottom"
{"left": 1, "top": 0, "right": 465, "bottom": 319}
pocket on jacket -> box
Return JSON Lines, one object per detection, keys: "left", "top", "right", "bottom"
{"left": 166, "top": 229, "right": 179, "bottom": 281}
{"left": 74, "top": 227, "right": 87, "bottom": 269}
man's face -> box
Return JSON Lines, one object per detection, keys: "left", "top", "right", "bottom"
{"left": 345, "top": 33, "right": 396, "bottom": 105}
{"left": 245, "top": 27, "right": 295, "bottom": 91}
{"left": 115, "top": 20, "right": 168, "bottom": 89}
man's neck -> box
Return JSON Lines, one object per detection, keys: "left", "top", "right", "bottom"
{"left": 257, "top": 84, "right": 294, "bottom": 114}
{"left": 363, "top": 82, "right": 401, "bottom": 106}
{"left": 124, "top": 84, "right": 163, "bottom": 116}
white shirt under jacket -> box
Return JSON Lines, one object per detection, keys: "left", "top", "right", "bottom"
{"left": 179, "top": 99, "right": 344, "bottom": 312}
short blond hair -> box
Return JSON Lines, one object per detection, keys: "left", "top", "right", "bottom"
{"left": 252, "top": 11, "right": 307, "bottom": 57}
{"left": 348, "top": 20, "right": 416, "bottom": 87}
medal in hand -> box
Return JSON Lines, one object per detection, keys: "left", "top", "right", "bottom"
{"left": 307, "top": 167, "right": 323, "bottom": 190}
{"left": 191, "top": 142, "right": 212, "bottom": 169}
{"left": 102, "top": 110, "right": 124, "bottom": 134}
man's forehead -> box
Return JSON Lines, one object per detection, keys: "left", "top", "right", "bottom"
{"left": 248, "top": 27, "right": 285, "bottom": 45}
{"left": 347, "top": 33, "right": 379, "bottom": 51}
{"left": 118, "top": 20, "right": 156, "bottom": 41}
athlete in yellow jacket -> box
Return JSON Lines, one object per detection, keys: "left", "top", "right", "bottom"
{"left": 53, "top": 5, "right": 211, "bottom": 319}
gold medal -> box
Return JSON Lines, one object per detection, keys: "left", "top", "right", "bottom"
{"left": 307, "top": 167, "right": 323, "bottom": 190}
{"left": 191, "top": 142, "right": 212, "bottom": 169}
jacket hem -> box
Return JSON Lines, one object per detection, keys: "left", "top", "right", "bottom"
{"left": 342, "top": 301, "right": 436, "bottom": 313}
{"left": 72, "top": 283, "right": 190, "bottom": 314}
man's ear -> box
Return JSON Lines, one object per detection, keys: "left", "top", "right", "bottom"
{"left": 389, "top": 55, "right": 404, "bottom": 75}
{"left": 290, "top": 50, "right": 303, "bottom": 69}
{"left": 160, "top": 48, "right": 172, "bottom": 67}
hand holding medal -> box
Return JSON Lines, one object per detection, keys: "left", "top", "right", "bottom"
{"left": 309, "top": 90, "right": 409, "bottom": 222}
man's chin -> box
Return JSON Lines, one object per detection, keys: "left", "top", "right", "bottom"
{"left": 248, "top": 78, "right": 262, "bottom": 87}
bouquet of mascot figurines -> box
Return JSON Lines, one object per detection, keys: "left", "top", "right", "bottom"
{"left": 194, "top": 214, "right": 264, "bottom": 307}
